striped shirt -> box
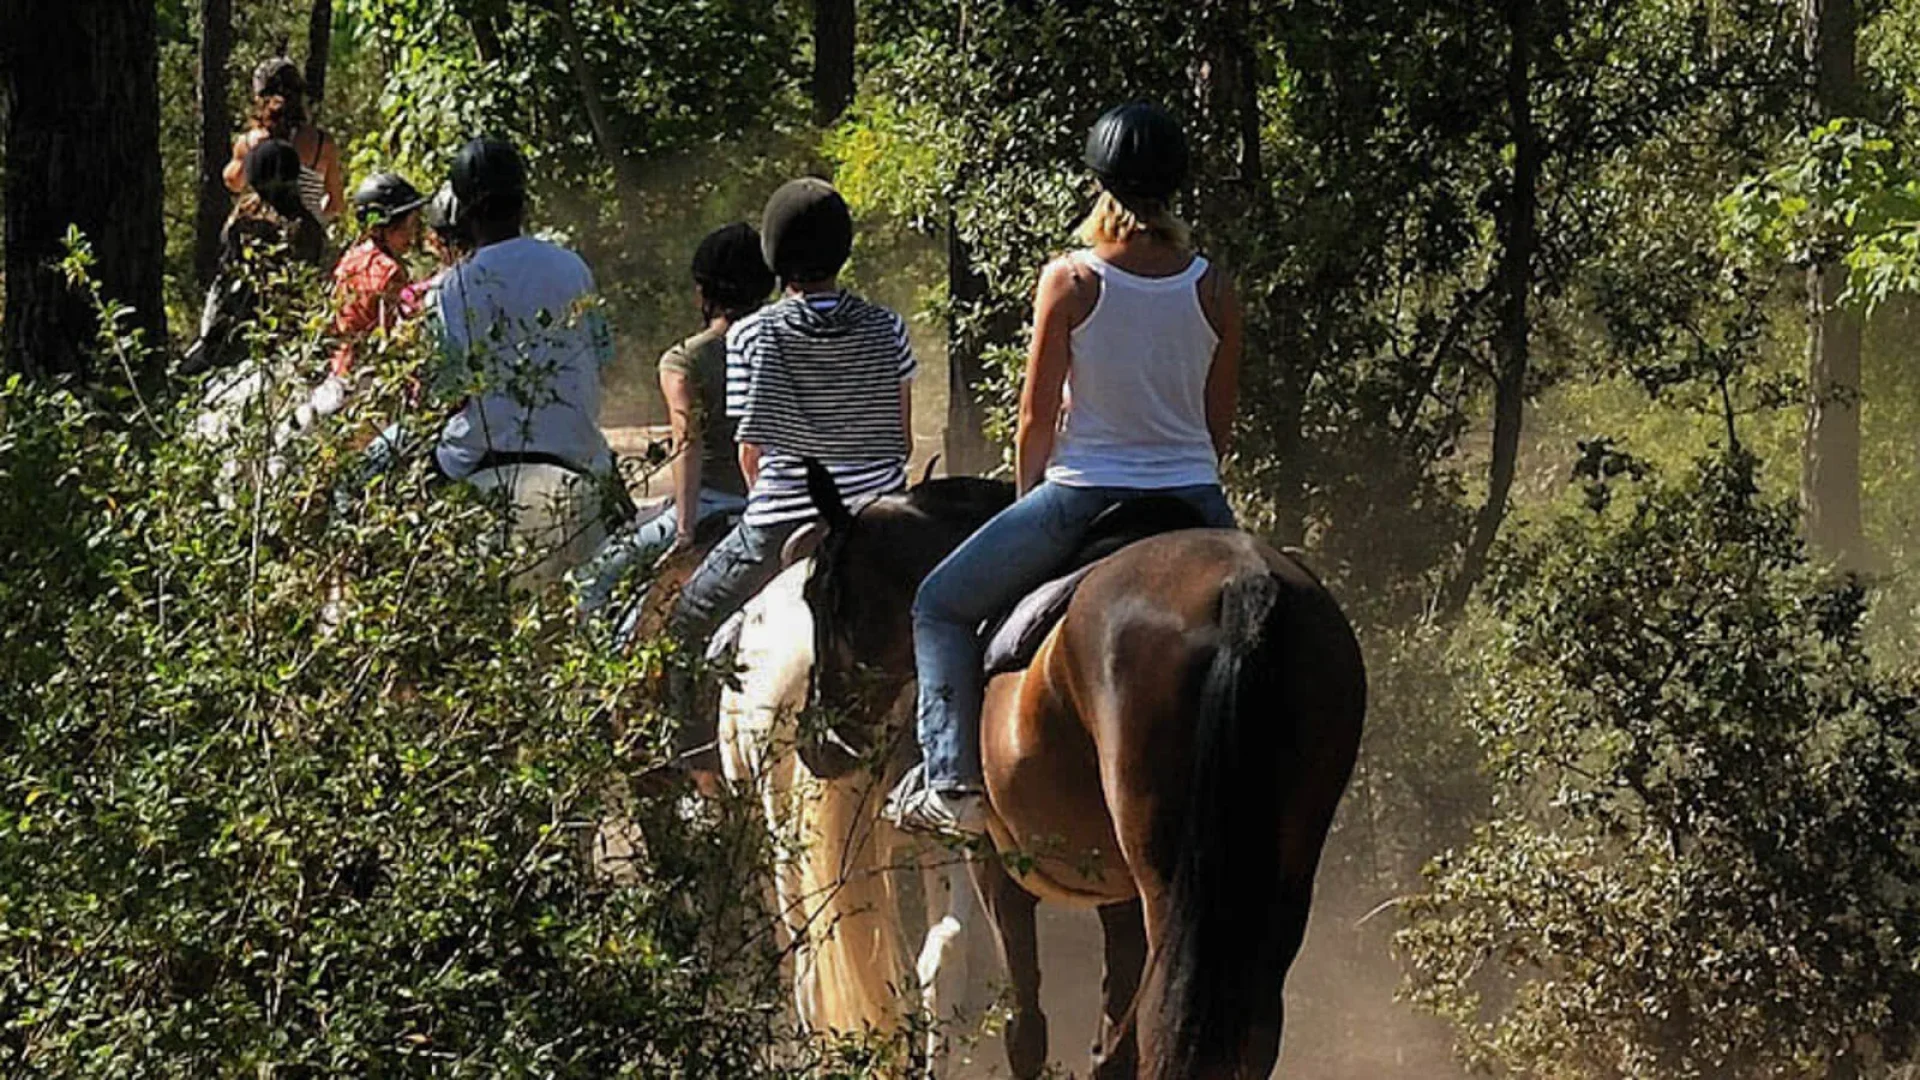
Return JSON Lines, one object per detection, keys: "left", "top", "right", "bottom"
{"left": 727, "top": 291, "right": 915, "bottom": 526}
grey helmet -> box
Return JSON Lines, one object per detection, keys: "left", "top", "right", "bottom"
{"left": 424, "top": 183, "right": 469, "bottom": 245}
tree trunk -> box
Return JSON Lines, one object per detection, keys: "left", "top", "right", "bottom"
{"left": 944, "top": 222, "right": 1003, "bottom": 476}
{"left": 2, "top": 0, "right": 168, "bottom": 381}
{"left": 1445, "top": 0, "right": 1536, "bottom": 612}
{"left": 472, "top": 14, "right": 506, "bottom": 63}
{"left": 551, "top": 0, "right": 644, "bottom": 192}
{"left": 1802, "top": 0, "right": 1865, "bottom": 568}
{"left": 194, "top": 0, "right": 235, "bottom": 287}
{"left": 811, "top": 0, "right": 855, "bottom": 127}
{"left": 1190, "top": 0, "right": 1265, "bottom": 235}
{"left": 303, "top": 0, "right": 332, "bottom": 115}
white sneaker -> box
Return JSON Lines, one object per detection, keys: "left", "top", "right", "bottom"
{"left": 885, "top": 764, "right": 989, "bottom": 836}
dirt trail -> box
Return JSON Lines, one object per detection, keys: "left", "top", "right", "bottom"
{"left": 938, "top": 889, "right": 1462, "bottom": 1079}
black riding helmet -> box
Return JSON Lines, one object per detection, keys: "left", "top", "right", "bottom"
{"left": 243, "top": 138, "right": 303, "bottom": 199}
{"left": 761, "top": 178, "right": 853, "bottom": 284}
{"left": 450, "top": 137, "right": 527, "bottom": 218}
{"left": 353, "top": 172, "right": 427, "bottom": 228}
{"left": 1084, "top": 102, "right": 1189, "bottom": 202}
{"left": 692, "top": 223, "right": 776, "bottom": 310}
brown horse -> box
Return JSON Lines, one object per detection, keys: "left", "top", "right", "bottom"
{"left": 799, "top": 467, "right": 1366, "bottom": 1080}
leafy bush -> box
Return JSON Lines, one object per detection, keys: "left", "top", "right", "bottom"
{"left": 0, "top": 273, "right": 821, "bottom": 1075}
{"left": 1398, "top": 447, "right": 1920, "bottom": 1078}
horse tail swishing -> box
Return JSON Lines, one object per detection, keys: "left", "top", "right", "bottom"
{"left": 1152, "top": 569, "right": 1287, "bottom": 1080}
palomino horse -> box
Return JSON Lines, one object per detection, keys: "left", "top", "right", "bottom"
{"left": 800, "top": 468, "right": 1366, "bottom": 1080}
{"left": 714, "top": 560, "right": 988, "bottom": 1074}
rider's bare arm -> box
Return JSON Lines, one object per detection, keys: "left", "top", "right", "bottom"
{"left": 222, "top": 131, "right": 260, "bottom": 194}
{"left": 1015, "top": 257, "right": 1096, "bottom": 495}
{"left": 315, "top": 133, "right": 346, "bottom": 221}
{"left": 1199, "top": 265, "right": 1242, "bottom": 460}
{"left": 661, "top": 366, "right": 702, "bottom": 547}
{"left": 739, "top": 441, "right": 762, "bottom": 490}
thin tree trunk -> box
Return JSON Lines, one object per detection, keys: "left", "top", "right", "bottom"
{"left": 195, "top": 0, "right": 234, "bottom": 287}
{"left": 472, "top": 14, "right": 505, "bottom": 63}
{"left": 1801, "top": 0, "right": 1864, "bottom": 568}
{"left": 944, "top": 222, "right": 1003, "bottom": 477}
{"left": 2, "top": 0, "right": 167, "bottom": 380}
{"left": 1191, "top": 0, "right": 1265, "bottom": 232}
{"left": 1445, "top": 0, "right": 1536, "bottom": 612}
{"left": 812, "top": 0, "right": 855, "bottom": 127}
{"left": 304, "top": 0, "right": 332, "bottom": 116}
{"left": 551, "top": 0, "right": 643, "bottom": 192}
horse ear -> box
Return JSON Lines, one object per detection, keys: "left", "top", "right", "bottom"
{"left": 918, "top": 455, "right": 942, "bottom": 487}
{"left": 804, "top": 458, "right": 853, "bottom": 531}
{"left": 781, "top": 521, "right": 825, "bottom": 567}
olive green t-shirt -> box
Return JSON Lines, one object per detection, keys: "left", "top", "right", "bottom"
{"left": 658, "top": 327, "right": 748, "bottom": 498}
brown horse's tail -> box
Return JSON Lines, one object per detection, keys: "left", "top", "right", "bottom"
{"left": 1150, "top": 568, "right": 1287, "bottom": 1080}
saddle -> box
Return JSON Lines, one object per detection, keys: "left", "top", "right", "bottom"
{"left": 980, "top": 495, "right": 1211, "bottom": 677}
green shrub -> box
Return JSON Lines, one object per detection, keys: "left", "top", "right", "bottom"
{"left": 0, "top": 269, "right": 820, "bottom": 1075}
{"left": 1399, "top": 447, "right": 1920, "bottom": 1078}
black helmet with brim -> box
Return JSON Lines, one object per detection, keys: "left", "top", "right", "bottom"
{"left": 761, "top": 178, "right": 853, "bottom": 284}
{"left": 354, "top": 172, "right": 427, "bottom": 228}
{"left": 1084, "top": 102, "right": 1189, "bottom": 202}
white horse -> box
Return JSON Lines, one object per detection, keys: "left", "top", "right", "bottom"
{"left": 718, "top": 561, "right": 990, "bottom": 1075}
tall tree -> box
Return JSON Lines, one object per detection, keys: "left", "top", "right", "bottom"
{"left": 1446, "top": 0, "right": 1540, "bottom": 611}
{"left": 304, "top": 0, "right": 333, "bottom": 114}
{"left": 1, "top": 0, "right": 167, "bottom": 380}
{"left": 195, "top": 0, "right": 235, "bottom": 287}
{"left": 546, "top": 0, "right": 646, "bottom": 192}
{"left": 812, "top": 0, "right": 855, "bottom": 126}
{"left": 944, "top": 226, "right": 1006, "bottom": 475}
{"left": 1801, "top": 0, "right": 1864, "bottom": 568}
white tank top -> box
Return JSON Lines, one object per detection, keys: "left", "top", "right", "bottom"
{"left": 1046, "top": 251, "right": 1221, "bottom": 490}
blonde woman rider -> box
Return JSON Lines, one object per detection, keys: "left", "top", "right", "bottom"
{"left": 888, "top": 103, "right": 1243, "bottom": 836}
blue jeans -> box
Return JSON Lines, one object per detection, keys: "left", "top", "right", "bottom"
{"left": 912, "top": 481, "right": 1235, "bottom": 792}
{"left": 574, "top": 487, "right": 747, "bottom": 636}
{"left": 667, "top": 516, "right": 803, "bottom": 647}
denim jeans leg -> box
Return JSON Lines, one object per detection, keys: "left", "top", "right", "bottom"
{"left": 576, "top": 505, "right": 680, "bottom": 620}
{"left": 912, "top": 482, "right": 1117, "bottom": 791}
{"left": 603, "top": 490, "right": 747, "bottom": 646}
{"left": 668, "top": 517, "right": 798, "bottom": 647}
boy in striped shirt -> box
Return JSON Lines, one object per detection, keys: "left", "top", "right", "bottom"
{"left": 666, "top": 179, "right": 914, "bottom": 689}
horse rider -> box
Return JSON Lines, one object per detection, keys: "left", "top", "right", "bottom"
{"left": 223, "top": 57, "right": 347, "bottom": 226}
{"left": 426, "top": 137, "right": 618, "bottom": 488}
{"left": 886, "top": 102, "right": 1244, "bottom": 835}
{"left": 664, "top": 178, "right": 917, "bottom": 767}
{"left": 573, "top": 222, "right": 776, "bottom": 638}
{"left": 310, "top": 172, "right": 429, "bottom": 418}
{"left": 181, "top": 138, "right": 327, "bottom": 377}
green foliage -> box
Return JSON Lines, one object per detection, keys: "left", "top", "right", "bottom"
{"left": 0, "top": 264, "right": 816, "bottom": 1075}
{"left": 1724, "top": 119, "right": 1920, "bottom": 312}
{"left": 1399, "top": 450, "right": 1920, "bottom": 1078}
